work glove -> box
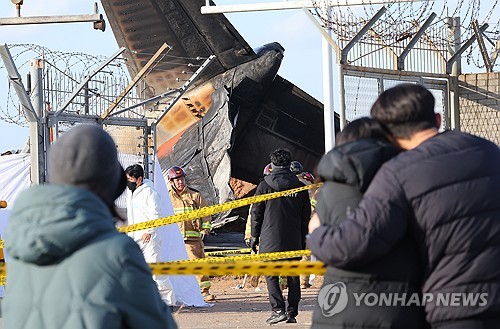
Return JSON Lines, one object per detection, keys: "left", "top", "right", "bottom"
{"left": 250, "top": 236, "right": 259, "bottom": 253}
{"left": 200, "top": 229, "right": 210, "bottom": 241}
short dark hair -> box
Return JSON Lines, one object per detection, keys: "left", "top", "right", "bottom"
{"left": 270, "top": 148, "right": 292, "bottom": 167}
{"left": 335, "top": 117, "right": 393, "bottom": 147}
{"left": 370, "top": 83, "right": 438, "bottom": 139}
{"left": 125, "top": 164, "right": 144, "bottom": 179}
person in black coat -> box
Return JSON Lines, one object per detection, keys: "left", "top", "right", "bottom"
{"left": 309, "top": 84, "right": 500, "bottom": 329}
{"left": 251, "top": 148, "right": 311, "bottom": 325}
{"left": 311, "top": 117, "right": 426, "bottom": 329}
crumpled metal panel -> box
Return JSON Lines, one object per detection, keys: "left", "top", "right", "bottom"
{"left": 229, "top": 75, "right": 340, "bottom": 185}
{"left": 159, "top": 88, "right": 234, "bottom": 225}
{"left": 101, "top": 0, "right": 257, "bottom": 96}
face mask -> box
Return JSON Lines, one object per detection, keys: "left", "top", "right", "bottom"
{"left": 127, "top": 181, "right": 137, "bottom": 192}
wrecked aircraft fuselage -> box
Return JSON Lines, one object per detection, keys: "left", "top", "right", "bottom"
{"left": 101, "top": 0, "right": 339, "bottom": 226}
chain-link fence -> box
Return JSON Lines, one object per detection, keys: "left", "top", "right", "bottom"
{"left": 344, "top": 74, "right": 449, "bottom": 130}
{"left": 459, "top": 72, "right": 500, "bottom": 144}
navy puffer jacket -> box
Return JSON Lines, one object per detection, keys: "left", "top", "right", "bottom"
{"left": 309, "top": 131, "right": 500, "bottom": 325}
{"left": 313, "top": 139, "right": 426, "bottom": 329}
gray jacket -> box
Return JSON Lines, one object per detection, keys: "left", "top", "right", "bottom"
{"left": 4, "top": 184, "right": 177, "bottom": 329}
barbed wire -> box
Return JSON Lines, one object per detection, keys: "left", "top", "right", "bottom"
{"left": 0, "top": 44, "right": 208, "bottom": 127}
{"left": 311, "top": 0, "right": 499, "bottom": 70}
{"left": 0, "top": 44, "right": 109, "bottom": 126}
{"left": 2, "top": 2, "right": 498, "bottom": 126}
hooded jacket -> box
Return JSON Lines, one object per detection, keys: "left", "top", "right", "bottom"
{"left": 251, "top": 167, "right": 311, "bottom": 254}
{"left": 126, "top": 178, "right": 162, "bottom": 243}
{"left": 310, "top": 131, "right": 500, "bottom": 325}
{"left": 315, "top": 138, "right": 401, "bottom": 226}
{"left": 4, "top": 185, "right": 177, "bottom": 329}
{"left": 312, "top": 138, "right": 426, "bottom": 329}
{"left": 126, "top": 178, "right": 177, "bottom": 305}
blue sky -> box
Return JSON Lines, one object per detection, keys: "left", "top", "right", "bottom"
{"left": 0, "top": 1, "right": 324, "bottom": 152}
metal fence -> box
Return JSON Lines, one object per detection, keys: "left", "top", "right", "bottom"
{"left": 330, "top": 10, "right": 452, "bottom": 129}
{"left": 344, "top": 73, "right": 449, "bottom": 130}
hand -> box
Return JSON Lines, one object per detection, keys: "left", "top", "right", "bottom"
{"left": 308, "top": 212, "right": 321, "bottom": 234}
{"left": 244, "top": 238, "right": 251, "bottom": 248}
{"left": 142, "top": 233, "right": 152, "bottom": 244}
{"left": 250, "top": 236, "right": 259, "bottom": 253}
{"left": 201, "top": 230, "right": 209, "bottom": 241}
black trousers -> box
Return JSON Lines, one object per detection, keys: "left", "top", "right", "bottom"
{"left": 265, "top": 275, "right": 301, "bottom": 317}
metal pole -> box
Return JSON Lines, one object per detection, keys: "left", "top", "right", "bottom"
{"left": 0, "top": 44, "right": 37, "bottom": 121}
{"left": 0, "top": 13, "right": 105, "bottom": 28}
{"left": 338, "top": 63, "right": 347, "bottom": 131}
{"left": 201, "top": 0, "right": 421, "bottom": 14}
{"left": 143, "top": 126, "right": 150, "bottom": 180}
{"left": 43, "top": 102, "right": 51, "bottom": 182}
{"left": 341, "top": 7, "right": 387, "bottom": 64}
{"left": 446, "top": 23, "right": 488, "bottom": 74}
{"left": 84, "top": 82, "right": 90, "bottom": 114}
{"left": 322, "top": 6, "right": 335, "bottom": 152}
{"left": 151, "top": 122, "right": 158, "bottom": 182}
{"left": 472, "top": 20, "right": 493, "bottom": 72}
{"left": 447, "top": 17, "right": 461, "bottom": 131}
{"left": 56, "top": 47, "right": 126, "bottom": 116}
{"left": 29, "top": 58, "right": 45, "bottom": 184}
{"left": 398, "top": 13, "right": 436, "bottom": 70}
{"left": 101, "top": 44, "right": 171, "bottom": 120}
{"left": 337, "top": 7, "right": 387, "bottom": 132}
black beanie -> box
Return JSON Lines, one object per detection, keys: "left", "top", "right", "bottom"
{"left": 47, "top": 125, "right": 127, "bottom": 204}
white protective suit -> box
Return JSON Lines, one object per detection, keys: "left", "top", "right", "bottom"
{"left": 126, "top": 178, "right": 176, "bottom": 306}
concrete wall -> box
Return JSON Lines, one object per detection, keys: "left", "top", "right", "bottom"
{"left": 459, "top": 72, "right": 500, "bottom": 145}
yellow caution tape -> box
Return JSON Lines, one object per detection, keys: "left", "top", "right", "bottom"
{"left": 0, "top": 262, "right": 4, "bottom": 286}
{"left": 205, "top": 248, "right": 252, "bottom": 256}
{"left": 174, "top": 250, "right": 311, "bottom": 264}
{"left": 0, "top": 183, "right": 321, "bottom": 284}
{"left": 0, "top": 183, "right": 321, "bottom": 247}
{"left": 118, "top": 183, "right": 321, "bottom": 233}
{"left": 150, "top": 260, "right": 326, "bottom": 276}
{"left": 0, "top": 258, "right": 324, "bottom": 285}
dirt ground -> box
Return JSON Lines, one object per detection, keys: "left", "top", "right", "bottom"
{"left": 173, "top": 275, "right": 324, "bottom": 329}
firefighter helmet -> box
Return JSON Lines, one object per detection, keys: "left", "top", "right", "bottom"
{"left": 166, "top": 166, "right": 186, "bottom": 180}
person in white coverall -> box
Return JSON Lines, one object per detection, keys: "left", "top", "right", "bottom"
{"left": 125, "top": 164, "right": 176, "bottom": 307}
